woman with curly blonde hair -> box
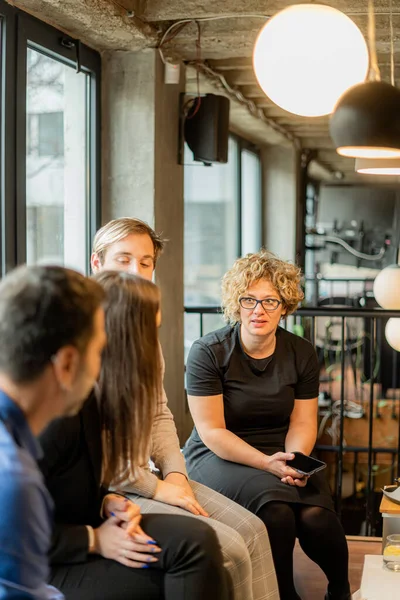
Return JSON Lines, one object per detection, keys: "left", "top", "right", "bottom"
{"left": 184, "top": 250, "right": 350, "bottom": 600}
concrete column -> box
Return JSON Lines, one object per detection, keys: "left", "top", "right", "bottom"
{"left": 102, "top": 49, "right": 188, "bottom": 441}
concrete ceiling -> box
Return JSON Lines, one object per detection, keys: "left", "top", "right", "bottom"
{"left": 14, "top": 0, "right": 400, "bottom": 183}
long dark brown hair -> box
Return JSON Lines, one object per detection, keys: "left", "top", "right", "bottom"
{"left": 93, "top": 271, "right": 161, "bottom": 486}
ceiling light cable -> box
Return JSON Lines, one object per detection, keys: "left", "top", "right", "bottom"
{"left": 159, "top": 14, "right": 269, "bottom": 45}
{"left": 390, "top": 0, "right": 395, "bottom": 86}
{"left": 159, "top": 7, "right": 297, "bottom": 143}
{"left": 368, "top": 0, "right": 381, "bottom": 81}
{"left": 186, "top": 21, "right": 202, "bottom": 119}
{"left": 158, "top": 15, "right": 269, "bottom": 63}
{"left": 186, "top": 60, "right": 300, "bottom": 148}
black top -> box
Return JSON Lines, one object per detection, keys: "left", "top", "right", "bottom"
{"left": 38, "top": 392, "right": 108, "bottom": 565}
{"left": 187, "top": 324, "right": 319, "bottom": 452}
{"left": 184, "top": 324, "right": 334, "bottom": 513}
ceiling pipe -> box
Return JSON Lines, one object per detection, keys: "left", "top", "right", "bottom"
{"left": 307, "top": 158, "right": 344, "bottom": 182}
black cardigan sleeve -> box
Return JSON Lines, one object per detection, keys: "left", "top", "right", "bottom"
{"left": 38, "top": 400, "right": 105, "bottom": 565}
{"left": 49, "top": 523, "right": 89, "bottom": 564}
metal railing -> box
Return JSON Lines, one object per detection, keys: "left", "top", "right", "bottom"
{"left": 184, "top": 304, "right": 400, "bottom": 536}
{"left": 304, "top": 276, "right": 375, "bottom": 307}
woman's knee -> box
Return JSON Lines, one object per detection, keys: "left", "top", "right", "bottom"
{"left": 188, "top": 479, "right": 270, "bottom": 556}
{"left": 216, "top": 528, "right": 252, "bottom": 597}
{"left": 298, "top": 506, "right": 343, "bottom": 535}
{"left": 233, "top": 511, "right": 270, "bottom": 556}
{"left": 220, "top": 526, "right": 250, "bottom": 569}
{"left": 257, "top": 502, "right": 296, "bottom": 532}
{"left": 235, "top": 510, "right": 267, "bottom": 540}
{"left": 180, "top": 516, "right": 227, "bottom": 564}
{"left": 141, "top": 513, "right": 220, "bottom": 560}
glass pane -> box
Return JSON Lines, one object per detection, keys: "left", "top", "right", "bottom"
{"left": 26, "top": 48, "right": 88, "bottom": 272}
{"left": 184, "top": 311, "right": 225, "bottom": 363}
{"left": 241, "top": 149, "right": 262, "bottom": 255}
{"left": 184, "top": 136, "right": 239, "bottom": 307}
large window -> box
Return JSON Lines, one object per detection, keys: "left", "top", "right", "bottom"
{"left": 184, "top": 136, "right": 240, "bottom": 307}
{"left": 241, "top": 148, "right": 262, "bottom": 255}
{"left": 26, "top": 49, "right": 89, "bottom": 271}
{"left": 0, "top": 2, "right": 100, "bottom": 275}
{"left": 184, "top": 135, "right": 262, "bottom": 355}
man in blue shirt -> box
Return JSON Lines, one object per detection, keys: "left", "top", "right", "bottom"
{"left": 0, "top": 265, "right": 106, "bottom": 599}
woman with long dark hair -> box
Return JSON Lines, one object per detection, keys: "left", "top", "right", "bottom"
{"left": 39, "top": 272, "right": 229, "bottom": 600}
{"left": 91, "top": 218, "right": 278, "bottom": 600}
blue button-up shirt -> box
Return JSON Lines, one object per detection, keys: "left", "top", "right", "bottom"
{"left": 0, "top": 391, "right": 63, "bottom": 599}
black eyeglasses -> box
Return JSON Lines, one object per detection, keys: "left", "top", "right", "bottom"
{"left": 239, "top": 297, "right": 282, "bottom": 312}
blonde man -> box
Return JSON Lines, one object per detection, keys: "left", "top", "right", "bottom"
{"left": 91, "top": 218, "right": 279, "bottom": 600}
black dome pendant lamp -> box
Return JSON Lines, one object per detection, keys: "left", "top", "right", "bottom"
{"left": 330, "top": 81, "right": 400, "bottom": 158}
{"left": 330, "top": 0, "right": 400, "bottom": 159}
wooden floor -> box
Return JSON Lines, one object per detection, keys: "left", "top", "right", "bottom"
{"left": 293, "top": 536, "right": 382, "bottom": 599}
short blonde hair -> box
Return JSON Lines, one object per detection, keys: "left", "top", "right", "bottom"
{"left": 221, "top": 250, "right": 304, "bottom": 324}
{"left": 92, "top": 218, "right": 166, "bottom": 265}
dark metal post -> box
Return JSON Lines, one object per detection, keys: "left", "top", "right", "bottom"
{"left": 295, "top": 149, "right": 314, "bottom": 271}
{"left": 366, "top": 318, "right": 376, "bottom": 536}
{"left": 310, "top": 316, "right": 316, "bottom": 347}
{"left": 336, "top": 317, "right": 346, "bottom": 518}
{"left": 397, "top": 392, "right": 400, "bottom": 479}
{"left": 391, "top": 349, "right": 397, "bottom": 420}
{"left": 353, "top": 452, "right": 358, "bottom": 496}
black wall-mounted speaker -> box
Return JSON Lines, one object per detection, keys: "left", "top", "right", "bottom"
{"left": 184, "top": 94, "right": 230, "bottom": 164}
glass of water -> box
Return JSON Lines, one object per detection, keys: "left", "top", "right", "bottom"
{"left": 383, "top": 534, "right": 400, "bottom": 571}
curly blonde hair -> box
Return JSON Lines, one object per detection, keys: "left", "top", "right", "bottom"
{"left": 221, "top": 250, "right": 304, "bottom": 324}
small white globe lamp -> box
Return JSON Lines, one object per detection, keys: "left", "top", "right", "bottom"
{"left": 373, "top": 265, "right": 400, "bottom": 309}
{"left": 385, "top": 318, "right": 400, "bottom": 352}
{"left": 253, "top": 4, "right": 369, "bottom": 117}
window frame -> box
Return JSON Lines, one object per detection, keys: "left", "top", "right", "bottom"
{"left": 0, "top": 1, "right": 17, "bottom": 274}
{"left": 230, "top": 133, "right": 262, "bottom": 258}
{"left": 0, "top": 1, "right": 101, "bottom": 275}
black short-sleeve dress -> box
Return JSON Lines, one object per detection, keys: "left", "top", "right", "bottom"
{"left": 183, "top": 324, "right": 334, "bottom": 514}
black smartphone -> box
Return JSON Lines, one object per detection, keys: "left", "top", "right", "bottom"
{"left": 287, "top": 452, "right": 327, "bottom": 476}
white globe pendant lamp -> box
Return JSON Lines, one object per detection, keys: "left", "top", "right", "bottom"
{"left": 253, "top": 4, "right": 369, "bottom": 117}
{"left": 385, "top": 318, "right": 400, "bottom": 352}
{"left": 374, "top": 260, "right": 400, "bottom": 353}
{"left": 373, "top": 264, "right": 400, "bottom": 309}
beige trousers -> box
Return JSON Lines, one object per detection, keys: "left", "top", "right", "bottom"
{"left": 127, "top": 480, "right": 279, "bottom": 600}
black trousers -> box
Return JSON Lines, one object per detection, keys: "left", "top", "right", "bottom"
{"left": 49, "top": 514, "right": 228, "bottom": 600}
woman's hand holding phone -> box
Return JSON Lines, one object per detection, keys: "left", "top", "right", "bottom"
{"left": 281, "top": 452, "right": 327, "bottom": 486}
{"left": 263, "top": 452, "right": 306, "bottom": 481}
{"left": 262, "top": 451, "right": 325, "bottom": 486}
{"left": 280, "top": 474, "right": 309, "bottom": 487}
{"left": 287, "top": 452, "right": 327, "bottom": 476}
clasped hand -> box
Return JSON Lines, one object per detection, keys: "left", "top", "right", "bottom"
{"left": 93, "top": 494, "right": 161, "bottom": 568}
{"left": 264, "top": 452, "right": 309, "bottom": 488}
